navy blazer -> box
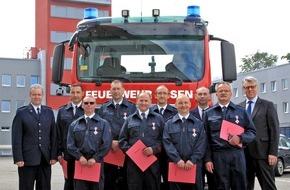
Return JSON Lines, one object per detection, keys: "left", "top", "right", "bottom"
{"left": 12, "top": 104, "right": 58, "bottom": 166}
{"left": 190, "top": 107, "right": 202, "bottom": 120}
{"left": 240, "top": 97, "right": 279, "bottom": 159}
{"left": 151, "top": 104, "right": 178, "bottom": 122}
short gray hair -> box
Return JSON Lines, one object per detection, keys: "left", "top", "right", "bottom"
{"left": 242, "top": 76, "right": 258, "bottom": 85}
{"left": 215, "top": 81, "right": 232, "bottom": 92}
{"left": 30, "top": 84, "right": 43, "bottom": 94}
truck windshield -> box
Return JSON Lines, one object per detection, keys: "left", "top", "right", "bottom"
{"left": 76, "top": 24, "right": 205, "bottom": 83}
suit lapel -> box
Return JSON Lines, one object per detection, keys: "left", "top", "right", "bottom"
{"left": 251, "top": 98, "right": 261, "bottom": 119}
{"left": 27, "top": 104, "right": 40, "bottom": 121}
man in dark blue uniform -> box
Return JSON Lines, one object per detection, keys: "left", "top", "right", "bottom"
{"left": 67, "top": 95, "right": 112, "bottom": 190}
{"left": 57, "top": 83, "right": 84, "bottom": 190}
{"left": 163, "top": 94, "right": 206, "bottom": 190}
{"left": 98, "top": 80, "right": 136, "bottom": 190}
{"left": 190, "top": 87, "right": 216, "bottom": 190}
{"left": 119, "top": 92, "right": 165, "bottom": 190}
{"left": 12, "top": 84, "right": 58, "bottom": 190}
{"left": 151, "top": 85, "right": 177, "bottom": 190}
{"left": 203, "top": 81, "right": 256, "bottom": 190}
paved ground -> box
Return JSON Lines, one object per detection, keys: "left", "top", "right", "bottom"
{"left": 1, "top": 156, "right": 289, "bottom": 190}
{"left": 0, "top": 156, "right": 64, "bottom": 190}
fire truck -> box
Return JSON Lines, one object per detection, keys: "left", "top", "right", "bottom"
{"left": 52, "top": 6, "right": 237, "bottom": 108}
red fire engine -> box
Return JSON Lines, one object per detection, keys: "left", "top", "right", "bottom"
{"left": 52, "top": 6, "right": 237, "bottom": 108}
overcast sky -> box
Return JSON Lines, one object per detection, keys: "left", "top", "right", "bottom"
{"left": 1, "top": 0, "right": 289, "bottom": 77}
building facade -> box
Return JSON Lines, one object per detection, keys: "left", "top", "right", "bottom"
{"left": 0, "top": 55, "right": 45, "bottom": 155}
{"left": 35, "top": 0, "right": 111, "bottom": 110}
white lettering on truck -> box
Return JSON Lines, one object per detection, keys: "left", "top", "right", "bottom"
{"left": 86, "top": 90, "right": 193, "bottom": 99}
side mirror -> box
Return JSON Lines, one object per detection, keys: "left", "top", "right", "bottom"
{"left": 221, "top": 41, "right": 237, "bottom": 82}
{"left": 52, "top": 43, "right": 65, "bottom": 84}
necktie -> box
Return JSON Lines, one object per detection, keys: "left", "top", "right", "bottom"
{"left": 85, "top": 117, "right": 90, "bottom": 134}
{"left": 222, "top": 106, "right": 227, "bottom": 119}
{"left": 73, "top": 105, "right": 77, "bottom": 116}
{"left": 159, "top": 108, "right": 164, "bottom": 115}
{"left": 86, "top": 117, "right": 90, "bottom": 123}
{"left": 247, "top": 101, "right": 253, "bottom": 116}
{"left": 141, "top": 112, "right": 146, "bottom": 120}
{"left": 115, "top": 104, "right": 120, "bottom": 118}
{"left": 201, "top": 109, "right": 205, "bottom": 119}
{"left": 182, "top": 117, "right": 186, "bottom": 123}
{"left": 37, "top": 107, "right": 40, "bottom": 114}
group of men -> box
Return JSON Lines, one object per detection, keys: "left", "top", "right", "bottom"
{"left": 11, "top": 76, "right": 279, "bottom": 190}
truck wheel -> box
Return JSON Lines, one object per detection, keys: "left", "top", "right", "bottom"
{"left": 275, "top": 158, "right": 284, "bottom": 176}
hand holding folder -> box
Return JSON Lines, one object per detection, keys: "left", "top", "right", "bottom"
{"left": 220, "top": 120, "right": 244, "bottom": 147}
{"left": 168, "top": 162, "right": 196, "bottom": 184}
{"left": 74, "top": 160, "right": 101, "bottom": 182}
{"left": 126, "top": 140, "right": 157, "bottom": 172}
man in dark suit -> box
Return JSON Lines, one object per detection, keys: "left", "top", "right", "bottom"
{"left": 190, "top": 87, "right": 216, "bottom": 190}
{"left": 151, "top": 85, "right": 177, "bottom": 190}
{"left": 240, "top": 76, "right": 279, "bottom": 190}
{"left": 57, "top": 83, "right": 84, "bottom": 190}
{"left": 12, "top": 84, "right": 58, "bottom": 190}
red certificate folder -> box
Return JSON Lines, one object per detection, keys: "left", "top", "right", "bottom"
{"left": 61, "top": 159, "right": 68, "bottom": 179}
{"left": 168, "top": 162, "right": 196, "bottom": 184}
{"left": 74, "top": 161, "right": 101, "bottom": 182}
{"left": 104, "top": 148, "right": 125, "bottom": 167}
{"left": 220, "top": 120, "right": 245, "bottom": 147}
{"left": 126, "top": 140, "right": 157, "bottom": 172}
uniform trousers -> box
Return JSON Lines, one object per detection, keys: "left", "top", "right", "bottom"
{"left": 63, "top": 158, "right": 75, "bottom": 190}
{"left": 18, "top": 155, "right": 51, "bottom": 190}
{"left": 127, "top": 157, "right": 160, "bottom": 190}
{"left": 212, "top": 149, "right": 246, "bottom": 190}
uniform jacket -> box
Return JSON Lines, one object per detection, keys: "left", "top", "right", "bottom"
{"left": 56, "top": 102, "right": 84, "bottom": 160}
{"left": 151, "top": 104, "right": 178, "bottom": 122}
{"left": 163, "top": 113, "right": 206, "bottom": 164}
{"left": 240, "top": 97, "right": 279, "bottom": 159}
{"left": 67, "top": 114, "right": 112, "bottom": 162}
{"left": 12, "top": 104, "right": 58, "bottom": 166}
{"left": 203, "top": 102, "right": 256, "bottom": 162}
{"left": 98, "top": 98, "right": 136, "bottom": 140}
{"left": 118, "top": 110, "right": 165, "bottom": 154}
{"left": 190, "top": 107, "right": 202, "bottom": 120}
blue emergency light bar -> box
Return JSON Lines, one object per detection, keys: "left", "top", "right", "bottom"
{"left": 187, "top": 5, "right": 200, "bottom": 17}
{"left": 84, "top": 8, "right": 98, "bottom": 19}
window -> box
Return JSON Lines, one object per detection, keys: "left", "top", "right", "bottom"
{"left": 260, "top": 83, "right": 266, "bottom": 93}
{"left": 1, "top": 126, "right": 10, "bottom": 132}
{"left": 51, "top": 5, "right": 109, "bottom": 20}
{"left": 2, "top": 74, "right": 11, "bottom": 86}
{"left": 283, "top": 102, "right": 289, "bottom": 113}
{"left": 16, "top": 100, "right": 25, "bottom": 108}
{"left": 271, "top": 81, "right": 277, "bottom": 92}
{"left": 31, "top": 75, "right": 40, "bottom": 85}
{"left": 16, "top": 75, "right": 25, "bottom": 87}
{"left": 233, "top": 88, "right": 238, "bottom": 98}
{"left": 1, "top": 100, "right": 11, "bottom": 112}
{"left": 282, "top": 79, "right": 288, "bottom": 90}
{"left": 51, "top": 31, "right": 74, "bottom": 44}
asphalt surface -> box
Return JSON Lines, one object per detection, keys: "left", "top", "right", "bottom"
{"left": 0, "top": 156, "right": 64, "bottom": 190}
{"left": 1, "top": 156, "right": 289, "bottom": 190}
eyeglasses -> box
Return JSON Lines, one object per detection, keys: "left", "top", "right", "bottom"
{"left": 156, "top": 92, "right": 168, "bottom": 95}
{"left": 83, "top": 102, "right": 95, "bottom": 105}
{"left": 243, "top": 85, "right": 257, "bottom": 90}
